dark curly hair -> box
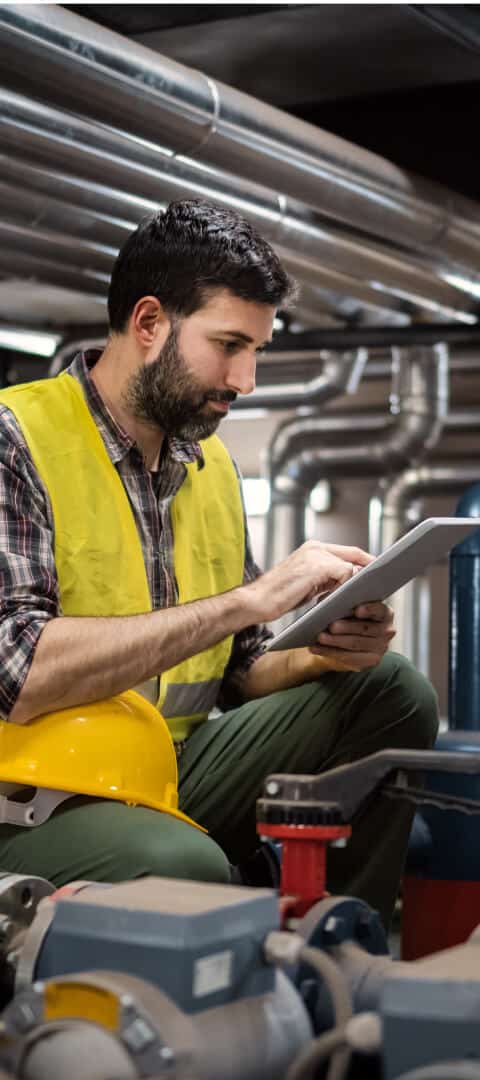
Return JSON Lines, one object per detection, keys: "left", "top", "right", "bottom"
{"left": 108, "top": 199, "right": 296, "bottom": 332}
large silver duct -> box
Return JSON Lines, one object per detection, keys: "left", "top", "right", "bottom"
{"left": 0, "top": 171, "right": 131, "bottom": 250}
{"left": 0, "top": 220, "right": 115, "bottom": 275}
{"left": 1, "top": 4, "right": 480, "bottom": 277}
{"left": 295, "top": 281, "right": 410, "bottom": 328}
{"left": 0, "top": 94, "right": 475, "bottom": 322}
{"left": 266, "top": 345, "right": 449, "bottom": 566}
{"left": 0, "top": 153, "right": 416, "bottom": 324}
{"left": 0, "top": 250, "right": 108, "bottom": 300}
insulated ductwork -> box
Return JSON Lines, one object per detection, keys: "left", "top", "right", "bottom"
{"left": 1, "top": 4, "right": 480, "bottom": 279}
{"left": 0, "top": 152, "right": 414, "bottom": 325}
{"left": 0, "top": 221, "right": 115, "bottom": 274}
{"left": 0, "top": 251, "right": 108, "bottom": 300}
{"left": 0, "top": 93, "right": 475, "bottom": 322}
{"left": 266, "top": 345, "right": 449, "bottom": 566}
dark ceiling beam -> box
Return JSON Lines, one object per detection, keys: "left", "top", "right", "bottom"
{"left": 268, "top": 323, "right": 480, "bottom": 351}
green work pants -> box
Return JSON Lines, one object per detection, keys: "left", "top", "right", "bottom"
{"left": 0, "top": 652, "right": 438, "bottom": 928}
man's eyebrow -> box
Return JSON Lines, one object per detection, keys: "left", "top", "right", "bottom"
{"left": 219, "top": 330, "right": 273, "bottom": 349}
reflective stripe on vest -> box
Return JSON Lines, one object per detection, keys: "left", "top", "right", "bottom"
{"left": 0, "top": 374, "right": 245, "bottom": 740}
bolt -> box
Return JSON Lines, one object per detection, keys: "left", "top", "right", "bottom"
{"left": 266, "top": 781, "right": 280, "bottom": 796}
{"left": 160, "top": 1047, "right": 175, "bottom": 1062}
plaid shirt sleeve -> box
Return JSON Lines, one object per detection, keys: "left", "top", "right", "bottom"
{"left": 0, "top": 406, "right": 59, "bottom": 719}
{"left": 218, "top": 461, "right": 272, "bottom": 709}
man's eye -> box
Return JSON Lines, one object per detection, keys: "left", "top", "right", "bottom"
{"left": 220, "top": 341, "right": 238, "bottom": 352}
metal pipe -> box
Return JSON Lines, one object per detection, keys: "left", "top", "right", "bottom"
{"left": 369, "top": 460, "right": 480, "bottom": 674}
{"left": 0, "top": 172, "right": 130, "bottom": 249}
{"left": 0, "top": 220, "right": 115, "bottom": 274}
{"left": 0, "top": 151, "right": 413, "bottom": 324}
{"left": 232, "top": 349, "right": 367, "bottom": 410}
{"left": 0, "top": 250, "right": 108, "bottom": 300}
{"left": 265, "top": 346, "right": 448, "bottom": 566}
{"left": 370, "top": 461, "right": 480, "bottom": 554}
{"left": 0, "top": 92, "right": 477, "bottom": 322}
{"left": 295, "top": 281, "right": 411, "bottom": 326}
{"left": 269, "top": 346, "right": 449, "bottom": 493}
{"left": 1, "top": 4, "right": 480, "bottom": 276}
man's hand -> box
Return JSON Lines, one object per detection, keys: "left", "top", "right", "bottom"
{"left": 243, "top": 540, "right": 373, "bottom": 624}
{"left": 309, "top": 601, "right": 396, "bottom": 671}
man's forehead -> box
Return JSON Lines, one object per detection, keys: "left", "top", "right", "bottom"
{"left": 191, "top": 289, "right": 276, "bottom": 337}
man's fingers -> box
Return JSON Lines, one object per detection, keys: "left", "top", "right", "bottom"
{"left": 353, "top": 601, "right": 394, "bottom": 623}
{"left": 324, "top": 618, "right": 396, "bottom": 639}
{"left": 322, "top": 543, "right": 374, "bottom": 568}
{"left": 317, "top": 631, "right": 394, "bottom": 652}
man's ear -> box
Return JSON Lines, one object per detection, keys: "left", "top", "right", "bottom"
{"left": 130, "top": 295, "right": 170, "bottom": 350}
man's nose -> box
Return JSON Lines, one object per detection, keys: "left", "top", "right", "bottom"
{"left": 226, "top": 355, "right": 256, "bottom": 396}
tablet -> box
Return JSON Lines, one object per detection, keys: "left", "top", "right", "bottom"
{"left": 267, "top": 517, "right": 480, "bottom": 652}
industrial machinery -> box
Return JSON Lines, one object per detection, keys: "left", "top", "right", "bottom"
{"left": 0, "top": 752, "right": 477, "bottom": 1077}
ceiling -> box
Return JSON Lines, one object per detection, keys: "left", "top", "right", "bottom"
{"left": 1, "top": 3, "right": 480, "bottom": 372}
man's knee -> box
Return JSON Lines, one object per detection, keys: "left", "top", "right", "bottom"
{"left": 116, "top": 816, "right": 231, "bottom": 885}
{"left": 379, "top": 651, "right": 439, "bottom": 749}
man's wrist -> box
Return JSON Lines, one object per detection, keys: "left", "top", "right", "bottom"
{"left": 234, "top": 579, "right": 265, "bottom": 628}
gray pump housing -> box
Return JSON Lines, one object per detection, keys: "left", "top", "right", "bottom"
{"left": 382, "top": 929, "right": 480, "bottom": 1077}
{"left": 34, "top": 878, "right": 279, "bottom": 1015}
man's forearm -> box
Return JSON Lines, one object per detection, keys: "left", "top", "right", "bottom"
{"left": 10, "top": 588, "right": 252, "bottom": 724}
{"left": 232, "top": 647, "right": 351, "bottom": 701}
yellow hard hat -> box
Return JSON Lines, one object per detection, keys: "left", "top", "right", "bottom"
{"left": 0, "top": 690, "right": 204, "bottom": 831}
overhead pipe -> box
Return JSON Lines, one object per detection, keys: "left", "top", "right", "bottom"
{"left": 370, "top": 461, "right": 480, "bottom": 556}
{"left": 232, "top": 349, "right": 367, "bottom": 410}
{"left": 0, "top": 147, "right": 413, "bottom": 324}
{"left": 0, "top": 93, "right": 477, "bottom": 322}
{"left": 268, "top": 346, "right": 449, "bottom": 491}
{"left": 294, "top": 280, "right": 411, "bottom": 328}
{"left": 0, "top": 250, "right": 108, "bottom": 301}
{"left": 265, "top": 345, "right": 449, "bottom": 567}
{"left": 1, "top": 5, "right": 480, "bottom": 277}
{"left": 356, "top": 350, "right": 480, "bottom": 380}
{"left": 0, "top": 220, "right": 115, "bottom": 275}
{"left": 0, "top": 173, "right": 130, "bottom": 250}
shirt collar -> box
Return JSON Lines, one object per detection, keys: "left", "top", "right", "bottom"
{"left": 66, "top": 349, "right": 205, "bottom": 469}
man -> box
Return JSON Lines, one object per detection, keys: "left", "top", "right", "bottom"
{"left": 0, "top": 200, "right": 438, "bottom": 928}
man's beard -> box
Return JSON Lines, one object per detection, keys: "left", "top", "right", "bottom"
{"left": 124, "top": 326, "right": 236, "bottom": 441}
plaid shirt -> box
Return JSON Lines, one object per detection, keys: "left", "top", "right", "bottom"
{"left": 0, "top": 350, "right": 271, "bottom": 720}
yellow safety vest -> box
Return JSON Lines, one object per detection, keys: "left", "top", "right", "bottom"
{"left": 0, "top": 373, "right": 245, "bottom": 740}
